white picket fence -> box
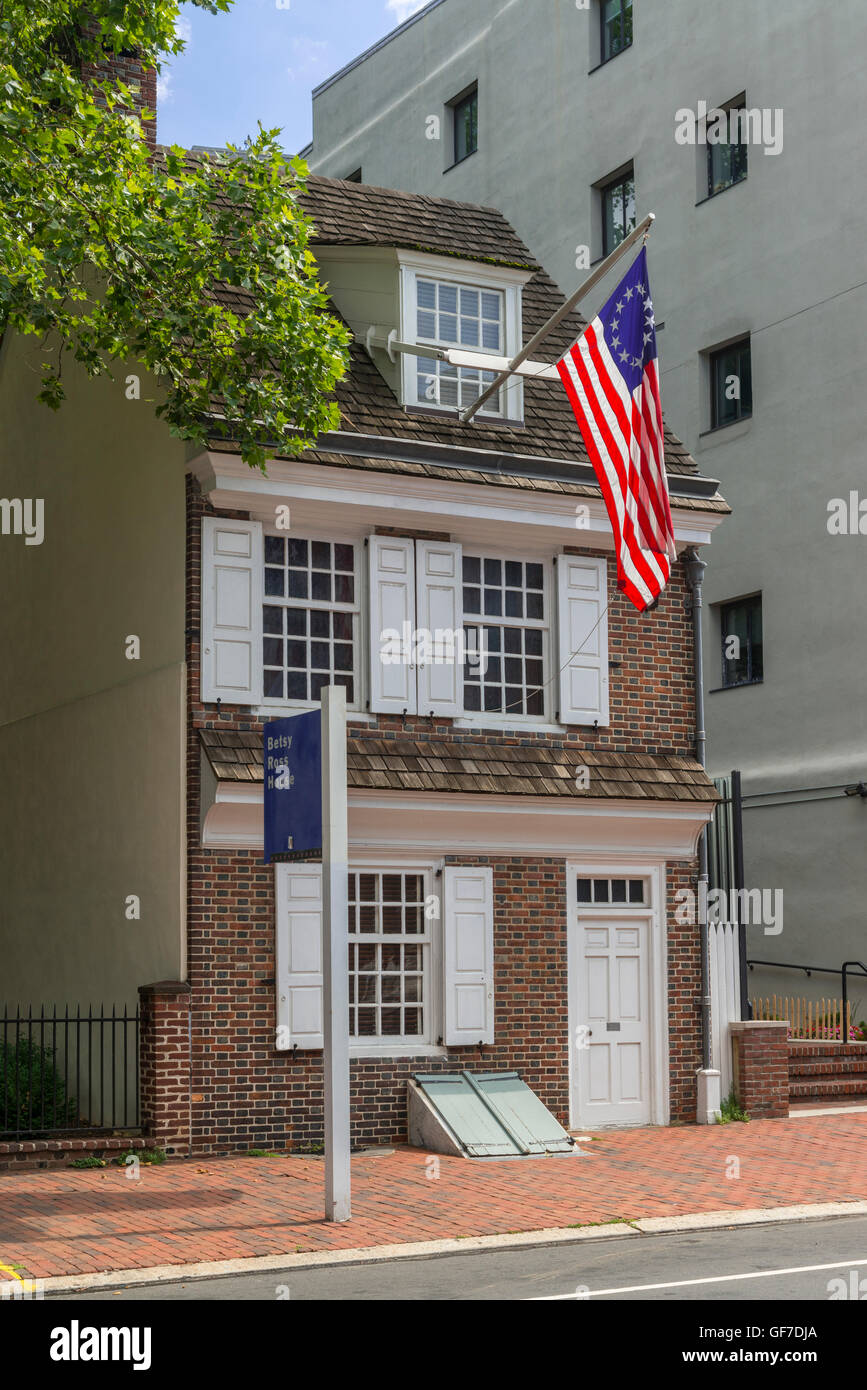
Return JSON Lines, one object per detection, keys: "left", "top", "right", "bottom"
{"left": 709, "top": 920, "right": 741, "bottom": 1097}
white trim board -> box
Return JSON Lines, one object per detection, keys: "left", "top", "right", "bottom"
{"left": 189, "top": 453, "right": 724, "bottom": 551}
{"left": 202, "top": 785, "right": 712, "bottom": 860}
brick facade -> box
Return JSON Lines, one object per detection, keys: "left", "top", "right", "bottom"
{"left": 81, "top": 45, "right": 158, "bottom": 149}
{"left": 172, "top": 477, "right": 704, "bottom": 1153}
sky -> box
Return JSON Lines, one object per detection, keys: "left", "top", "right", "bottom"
{"left": 157, "top": 0, "right": 430, "bottom": 153}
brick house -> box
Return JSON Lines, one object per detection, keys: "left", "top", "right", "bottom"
{"left": 151, "top": 171, "right": 730, "bottom": 1157}
{"left": 0, "top": 50, "right": 731, "bottom": 1152}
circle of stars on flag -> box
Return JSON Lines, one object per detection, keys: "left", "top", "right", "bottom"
{"left": 609, "top": 282, "right": 656, "bottom": 370}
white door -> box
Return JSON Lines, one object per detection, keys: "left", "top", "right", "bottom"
{"left": 572, "top": 913, "right": 652, "bottom": 1126}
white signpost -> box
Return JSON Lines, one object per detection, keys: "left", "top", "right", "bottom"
{"left": 321, "top": 684, "right": 351, "bottom": 1222}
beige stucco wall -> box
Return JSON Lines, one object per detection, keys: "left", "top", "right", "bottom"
{"left": 0, "top": 334, "right": 187, "bottom": 1007}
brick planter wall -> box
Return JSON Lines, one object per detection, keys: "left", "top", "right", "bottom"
{"left": 731, "top": 1021, "right": 790, "bottom": 1118}
{"left": 139, "top": 981, "right": 192, "bottom": 1154}
{"left": 0, "top": 1137, "right": 147, "bottom": 1174}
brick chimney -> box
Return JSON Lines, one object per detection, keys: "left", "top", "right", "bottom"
{"left": 80, "top": 45, "right": 158, "bottom": 149}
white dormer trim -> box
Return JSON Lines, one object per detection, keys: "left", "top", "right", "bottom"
{"left": 396, "top": 249, "right": 532, "bottom": 423}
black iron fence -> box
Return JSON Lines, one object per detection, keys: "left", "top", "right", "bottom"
{"left": 1, "top": 1005, "right": 140, "bottom": 1139}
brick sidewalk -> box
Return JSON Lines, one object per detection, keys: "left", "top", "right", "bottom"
{"left": 2, "top": 1114, "right": 866, "bottom": 1280}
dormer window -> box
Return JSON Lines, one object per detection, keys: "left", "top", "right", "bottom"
{"left": 397, "top": 250, "right": 530, "bottom": 423}
{"left": 415, "top": 278, "right": 504, "bottom": 414}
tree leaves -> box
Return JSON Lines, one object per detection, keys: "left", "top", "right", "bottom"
{"left": 0, "top": 0, "right": 350, "bottom": 469}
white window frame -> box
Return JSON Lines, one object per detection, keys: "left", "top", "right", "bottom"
{"left": 575, "top": 875, "right": 650, "bottom": 907}
{"left": 397, "top": 249, "right": 529, "bottom": 423}
{"left": 414, "top": 278, "right": 505, "bottom": 417}
{"left": 458, "top": 548, "right": 553, "bottom": 727}
{"left": 348, "top": 859, "right": 445, "bottom": 1058}
{"left": 260, "top": 524, "right": 366, "bottom": 715}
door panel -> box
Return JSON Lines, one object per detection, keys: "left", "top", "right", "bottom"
{"left": 573, "top": 910, "right": 651, "bottom": 1126}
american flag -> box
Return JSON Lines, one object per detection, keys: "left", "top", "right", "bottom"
{"left": 557, "top": 247, "right": 676, "bottom": 612}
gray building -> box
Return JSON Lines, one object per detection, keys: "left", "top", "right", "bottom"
{"left": 305, "top": 0, "right": 867, "bottom": 1018}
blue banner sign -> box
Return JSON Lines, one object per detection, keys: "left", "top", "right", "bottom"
{"left": 263, "top": 712, "right": 322, "bottom": 863}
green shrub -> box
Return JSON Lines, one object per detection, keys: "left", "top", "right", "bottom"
{"left": 112, "top": 1147, "right": 166, "bottom": 1166}
{"left": 1, "top": 1037, "right": 77, "bottom": 1131}
{"left": 718, "top": 1089, "right": 750, "bottom": 1124}
{"left": 70, "top": 1155, "right": 105, "bottom": 1169}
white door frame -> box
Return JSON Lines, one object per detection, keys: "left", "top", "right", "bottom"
{"left": 566, "top": 857, "right": 670, "bottom": 1129}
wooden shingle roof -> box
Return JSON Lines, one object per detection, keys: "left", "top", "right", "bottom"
{"left": 200, "top": 729, "right": 719, "bottom": 804}
{"left": 297, "top": 177, "right": 701, "bottom": 480}
{"left": 165, "top": 155, "right": 721, "bottom": 497}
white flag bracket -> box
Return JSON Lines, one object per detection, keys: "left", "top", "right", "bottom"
{"left": 359, "top": 330, "right": 560, "bottom": 381}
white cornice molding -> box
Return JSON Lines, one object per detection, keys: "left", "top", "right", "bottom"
{"left": 202, "top": 783, "right": 711, "bottom": 859}
{"left": 189, "top": 452, "right": 724, "bottom": 549}
{"left": 394, "top": 247, "right": 534, "bottom": 287}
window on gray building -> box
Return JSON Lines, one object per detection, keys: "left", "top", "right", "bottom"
{"left": 720, "top": 595, "right": 763, "bottom": 688}
{"left": 601, "top": 0, "right": 633, "bottom": 63}
{"left": 451, "top": 85, "right": 478, "bottom": 165}
{"left": 707, "top": 106, "right": 749, "bottom": 197}
{"left": 601, "top": 169, "right": 636, "bottom": 256}
{"left": 711, "top": 338, "right": 752, "bottom": 428}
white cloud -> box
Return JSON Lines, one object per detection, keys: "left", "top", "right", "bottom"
{"left": 175, "top": 15, "right": 193, "bottom": 45}
{"left": 156, "top": 70, "right": 174, "bottom": 103}
{"left": 286, "top": 37, "right": 329, "bottom": 83}
{"left": 386, "top": 0, "right": 428, "bottom": 22}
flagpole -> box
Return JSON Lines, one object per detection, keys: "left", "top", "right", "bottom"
{"left": 460, "top": 212, "right": 655, "bottom": 424}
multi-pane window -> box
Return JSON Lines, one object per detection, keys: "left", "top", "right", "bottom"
{"left": 602, "top": 171, "right": 636, "bottom": 256}
{"left": 348, "top": 872, "right": 429, "bottom": 1042}
{"left": 577, "top": 877, "right": 646, "bottom": 905}
{"left": 416, "top": 278, "right": 504, "bottom": 414}
{"left": 707, "top": 108, "right": 748, "bottom": 197}
{"left": 711, "top": 338, "right": 752, "bottom": 428}
{"left": 721, "top": 596, "right": 763, "bottom": 688}
{"left": 263, "top": 537, "right": 358, "bottom": 704}
{"left": 462, "top": 556, "right": 546, "bottom": 717}
{"left": 601, "top": 0, "right": 633, "bottom": 63}
{"left": 453, "top": 87, "right": 478, "bottom": 164}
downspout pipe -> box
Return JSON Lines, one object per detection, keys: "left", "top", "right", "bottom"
{"left": 684, "top": 549, "right": 712, "bottom": 1071}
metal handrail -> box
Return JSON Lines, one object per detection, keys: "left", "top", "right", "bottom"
{"left": 747, "top": 958, "right": 867, "bottom": 980}
{"left": 843, "top": 963, "right": 867, "bottom": 1039}
{"left": 746, "top": 958, "right": 867, "bottom": 1039}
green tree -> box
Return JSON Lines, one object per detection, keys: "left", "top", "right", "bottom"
{"left": 0, "top": 0, "right": 349, "bottom": 469}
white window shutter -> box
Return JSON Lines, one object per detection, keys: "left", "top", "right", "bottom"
{"left": 275, "top": 864, "right": 323, "bottom": 1050}
{"left": 443, "top": 865, "right": 495, "bottom": 1046}
{"left": 557, "top": 554, "right": 610, "bottom": 726}
{"left": 368, "top": 535, "right": 417, "bottom": 714}
{"left": 200, "top": 517, "right": 263, "bottom": 705}
{"left": 416, "top": 540, "right": 463, "bottom": 717}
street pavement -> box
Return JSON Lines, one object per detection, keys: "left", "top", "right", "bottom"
{"left": 49, "top": 1214, "right": 867, "bottom": 1301}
